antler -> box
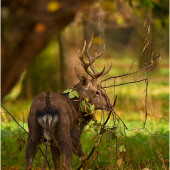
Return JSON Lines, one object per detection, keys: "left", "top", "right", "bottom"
{"left": 78, "top": 34, "right": 112, "bottom": 79}
{"left": 78, "top": 40, "right": 97, "bottom": 78}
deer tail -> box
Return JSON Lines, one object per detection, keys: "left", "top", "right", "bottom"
{"left": 38, "top": 114, "right": 58, "bottom": 141}
{"left": 43, "top": 115, "right": 52, "bottom": 141}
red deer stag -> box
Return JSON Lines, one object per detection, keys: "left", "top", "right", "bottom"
{"left": 25, "top": 35, "right": 112, "bottom": 170}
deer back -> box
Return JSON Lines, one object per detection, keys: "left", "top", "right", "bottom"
{"left": 28, "top": 91, "right": 81, "bottom": 141}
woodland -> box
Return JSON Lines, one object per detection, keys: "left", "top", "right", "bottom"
{"left": 1, "top": 0, "right": 169, "bottom": 169}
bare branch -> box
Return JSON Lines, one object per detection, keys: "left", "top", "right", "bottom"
{"left": 101, "top": 52, "right": 162, "bottom": 83}
{"left": 143, "top": 79, "right": 148, "bottom": 128}
{"left": 147, "top": 114, "right": 169, "bottom": 122}
{"left": 103, "top": 78, "right": 148, "bottom": 88}
{"left": 1, "top": 105, "right": 28, "bottom": 134}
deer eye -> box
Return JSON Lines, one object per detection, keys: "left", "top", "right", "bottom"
{"left": 96, "top": 91, "right": 100, "bottom": 95}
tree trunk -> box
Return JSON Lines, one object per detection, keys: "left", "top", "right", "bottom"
{"left": 19, "top": 36, "right": 61, "bottom": 99}
{"left": 58, "top": 31, "right": 66, "bottom": 91}
{"left": 1, "top": 0, "right": 95, "bottom": 99}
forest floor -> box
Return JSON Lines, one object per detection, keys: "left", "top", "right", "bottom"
{"left": 1, "top": 54, "right": 169, "bottom": 170}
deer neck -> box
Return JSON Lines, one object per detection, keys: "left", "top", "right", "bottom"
{"left": 72, "top": 84, "right": 94, "bottom": 124}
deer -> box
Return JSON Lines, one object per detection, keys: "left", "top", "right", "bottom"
{"left": 25, "top": 35, "right": 112, "bottom": 170}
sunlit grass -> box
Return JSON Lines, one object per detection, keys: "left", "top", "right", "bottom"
{"left": 1, "top": 120, "right": 168, "bottom": 169}
{"left": 1, "top": 54, "right": 169, "bottom": 169}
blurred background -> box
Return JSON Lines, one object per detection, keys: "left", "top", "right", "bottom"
{"left": 1, "top": 0, "right": 169, "bottom": 169}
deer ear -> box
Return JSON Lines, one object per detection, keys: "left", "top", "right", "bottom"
{"left": 74, "top": 67, "right": 89, "bottom": 87}
{"left": 74, "top": 67, "right": 85, "bottom": 80}
{"left": 80, "top": 75, "right": 89, "bottom": 87}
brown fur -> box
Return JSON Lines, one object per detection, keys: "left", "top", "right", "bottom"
{"left": 25, "top": 68, "right": 110, "bottom": 170}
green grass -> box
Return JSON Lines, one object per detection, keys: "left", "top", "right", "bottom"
{"left": 1, "top": 119, "right": 168, "bottom": 170}
{"left": 1, "top": 55, "right": 169, "bottom": 169}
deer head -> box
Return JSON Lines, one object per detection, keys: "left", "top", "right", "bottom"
{"left": 75, "top": 34, "right": 112, "bottom": 111}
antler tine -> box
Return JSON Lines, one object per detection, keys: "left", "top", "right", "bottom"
{"left": 95, "top": 62, "right": 113, "bottom": 78}
{"left": 82, "top": 54, "right": 97, "bottom": 78}
{"left": 94, "top": 63, "right": 106, "bottom": 78}
{"left": 85, "top": 34, "right": 99, "bottom": 74}
{"left": 95, "top": 45, "right": 106, "bottom": 59}
{"left": 85, "top": 34, "right": 106, "bottom": 75}
{"left": 90, "top": 52, "right": 112, "bottom": 79}
{"left": 85, "top": 34, "right": 94, "bottom": 63}
{"left": 86, "top": 45, "right": 106, "bottom": 75}
{"left": 78, "top": 40, "right": 86, "bottom": 59}
{"left": 88, "top": 45, "right": 106, "bottom": 75}
{"left": 78, "top": 40, "right": 96, "bottom": 78}
{"left": 87, "top": 33, "right": 93, "bottom": 49}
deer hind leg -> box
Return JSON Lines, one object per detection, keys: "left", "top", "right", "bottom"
{"left": 25, "top": 131, "right": 42, "bottom": 170}
{"left": 50, "top": 141, "right": 61, "bottom": 170}
{"left": 59, "top": 140, "right": 72, "bottom": 170}
{"left": 72, "top": 137, "right": 88, "bottom": 170}
{"left": 72, "top": 137, "right": 85, "bottom": 157}
{"left": 54, "top": 135, "right": 72, "bottom": 170}
{"left": 61, "top": 145, "right": 72, "bottom": 170}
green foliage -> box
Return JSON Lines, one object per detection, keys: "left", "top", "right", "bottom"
{"left": 135, "top": 0, "right": 169, "bottom": 27}
{"left": 63, "top": 87, "right": 79, "bottom": 99}
{"left": 115, "top": 125, "right": 122, "bottom": 138}
{"left": 73, "top": 90, "right": 79, "bottom": 98}
{"left": 119, "top": 145, "right": 126, "bottom": 152}
{"left": 101, "top": 123, "right": 123, "bottom": 142}
{"left": 63, "top": 88, "right": 73, "bottom": 93}
{"left": 69, "top": 91, "right": 76, "bottom": 98}
{"left": 82, "top": 120, "right": 168, "bottom": 169}
{"left": 138, "top": 0, "right": 154, "bottom": 10}
{"left": 80, "top": 98, "right": 95, "bottom": 115}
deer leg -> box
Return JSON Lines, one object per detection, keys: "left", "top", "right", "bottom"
{"left": 25, "top": 131, "right": 42, "bottom": 170}
{"left": 60, "top": 141, "right": 72, "bottom": 170}
{"left": 72, "top": 138, "right": 88, "bottom": 170}
{"left": 50, "top": 141, "right": 61, "bottom": 170}
{"left": 54, "top": 135, "right": 72, "bottom": 170}
{"left": 72, "top": 138, "right": 85, "bottom": 157}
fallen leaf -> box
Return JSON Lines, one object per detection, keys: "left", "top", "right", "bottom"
{"left": 116, "top": 158, "right": 123, "bottom": 168}
{"left": 9, "top": 166, "right": 20, "bottom": 170}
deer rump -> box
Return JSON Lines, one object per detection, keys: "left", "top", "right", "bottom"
{"left": 29, "top": 91, "right": 79, "bottom": 143}
{"left": 37, "top": 107, "right": 59, "bottom": 142}
{"left": 35, "top": 92, "right": 61, "bottom": 142}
